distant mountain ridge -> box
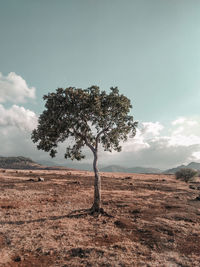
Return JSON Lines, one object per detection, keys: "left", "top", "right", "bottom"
{"left": 101, "top": 162, "right": 200, "bottom": 174}
{"left": 0, "top": 156, "right": 41, "bottom": 169}
{"left": 0, "top": 156, "right": 76, "bottom": 170}
{"left": 1, "top": 156, "right": 200, "bottom": 174}
{"left": 100, "top": 165, "right": 161, "bottom": 174}
{"left": 163, "top": 162, "right": 200, "bottom": 174}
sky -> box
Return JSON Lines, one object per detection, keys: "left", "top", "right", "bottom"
{"left": 1, "top": 0, "right": 200, "bottom": 170}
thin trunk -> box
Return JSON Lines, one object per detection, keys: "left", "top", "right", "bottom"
{"left": 91, "top": 150, "right": 101, "bottom": 212}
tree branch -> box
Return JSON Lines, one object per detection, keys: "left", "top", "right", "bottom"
{"left": 71, "top": 126, "right": 95, "bottom": 154}
{"left": 95, "top": 127, "right": 110, "bottom": 150}
{"left": 85, "top": 139, "right": 95, "bottom": 154}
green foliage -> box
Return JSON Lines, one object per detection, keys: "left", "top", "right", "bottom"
{"left": 175, "top": 168, "right": 197, "bottom": 182}
{"left": 31, "top": 86, "right": 138, "bottom": 160}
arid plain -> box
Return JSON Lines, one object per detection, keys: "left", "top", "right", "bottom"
{"left": 0, "top": 169, "right": 200, "bottom": 267}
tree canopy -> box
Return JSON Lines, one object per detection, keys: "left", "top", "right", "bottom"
{"left": 32, "top": 86, "right": 138, "bottom": 158}
{"left": 32, "top": 86, "right": 138, "bottom": 213}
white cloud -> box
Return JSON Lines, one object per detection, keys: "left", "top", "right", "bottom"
{"left": 172, "top": 117, "right": 186, "bottom": 125}
{"left": 167, "top": 134, "right": 200, "bottom": 147}
{"left": 0, "top": 72, "right": 35, "bottom": 103}
{"left": 172, "top": 117, "right": 198, "bottom": 127}
{"left": 0, "top": 104, "right": 38, "bottom": 131}
{"left": 122, "top": 130, "right": 150, "bottom": 152}
{"left": 172, "top": 126, "right": 184, "bottom": 135}
{"left": 95, "top": 117, "right": 200, "bottom": 169}
{"left": 0, "top": 73, "right": 49, "bottom": 163}
{"left": 0, "top": 125, "right": 47, "bottom": 161}
{"left": 0, "top": 102, "right": 200, "bottom": 170}
{"left": 171, "top": 116, "right": 200, "bottom": 138}
{"left": 190, "top": 151, "right": 200, "bottom": 161}
{"left": 187, "top": 120, "right": 198, "bottom": 126}
{"left": 141, "top": 121, "right": 164, "bottom": 136}
{"left": 0, "top": 105, "right": 50, "bottom": 163}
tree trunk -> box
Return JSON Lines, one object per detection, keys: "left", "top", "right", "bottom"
{"left": 91, "top": 150, "right": 101, "bottom": 212}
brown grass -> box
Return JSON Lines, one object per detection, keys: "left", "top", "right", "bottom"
{"left": 0, "top": 169, "right": 200, "bottom": 266}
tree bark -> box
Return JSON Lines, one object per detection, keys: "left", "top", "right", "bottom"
{"left": 91, "top": 150, "right": 101, "bottom": 212}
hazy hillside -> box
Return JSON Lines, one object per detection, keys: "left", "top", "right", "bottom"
{"left": 0, "top": 156, "right": 77, "bottom": 171}
{"left": 100, "top": 165, "right": 127, "bottom": 173}
{"left": 187, "top": 162, "right": 200, "bottom": 169}
{"left": 2, "top": 156, "right": 200, "bottom": 175}
{"left": 164, "top": 162, "right": 200, "bottom": 174}
{"left": 100, "top": 165, "right": 161, "bottom": 174}
{"left": 128, "top": 166, "right": 162, "bottom": 174}
{"left": 0, "top": 156, "right": 42, "bottom": 169}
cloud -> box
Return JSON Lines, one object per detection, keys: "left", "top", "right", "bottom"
{"left": 190, "top": 151, "right": 200, "bottom": 161}
{"left": 0, "top": 104, "right": 43, "bottom": 161}
{"left": 95, "top": 117, "right": 200, "bottom": 169}
{"left": 172, "top": 117, "right": 186, "bottom": 125}
{"left": 167, "top": 134, "right": 200, "bottom": 147}
{"left": 56, "top": 117, "right": 200, "bottom": 170}
{"left": 0, "top": 72, "right": 42, "bottom": 160}
{"left": 0, "top": 125, "right": 47, "bottom": 161}
{"left": 169, "top": 117, "right": 200, "bottom": 146}
{"left": 0, "top": 104, "right": 38, "bottom": 131}
{"left": 124, "top": 130, "right": 150, "bottom": 152}
{"left": 172, "top": 117, "right": 198, "bottom": 127}
{"left": 0, "top": 72, "right": 35, "bottom": 103}
{"left": 141, "top": 121, "right": 164, "bottom": 136}
{"left": 0, "top": 105, "right": 51, "bottom": 163}
{"left": 0, "top": 104, "right": 200, "bottom": 171}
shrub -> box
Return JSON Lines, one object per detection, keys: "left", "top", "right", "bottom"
{"left": 175, "top": 168, "right": 197, "bottom": 182}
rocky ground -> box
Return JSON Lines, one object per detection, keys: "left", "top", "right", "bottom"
{"left": 0, "top": 169, "right": 200, "bottom": 267}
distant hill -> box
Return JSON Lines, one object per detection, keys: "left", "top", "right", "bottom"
{"left": 100, "top": 165, "right": 126, "bottom": 173}
{"left": 163, "top": 162, "right": 200, "bottom": 174}
{"left": 100, "top": 165, "right": 161, "bottom": 174}
{"left": 128, "top": 166, "right": 162, "bottom": 174}
{"left": 0, "top": 156, "right": 42, "bottom": 169}
{"left": 36, "top": 159, "right": 59, "bottom": 167}
{"left": 2, "top": 156, "right": 200, "bottom": 175}
{"left": 187, "top": 162, "right": 200, "bottom": 169}
{"left": 0, "top": 156, "right": 77, "bottom": 170}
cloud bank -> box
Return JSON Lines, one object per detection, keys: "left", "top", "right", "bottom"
{"left": 0, "top": 72, "right": 200, "bottom": 170}
{"left": 0, "top": 72, "right": 35, "bottom": 103}
{"left": 0, "top": 72, "right": 44, "bottom": 161}
{"left": 0, "top": 104, "right": 38, "bottom": 131}
{"left": 100, "top": 118, "right": 200, "bottom": 169}
{"left": 1, "top": 109, "right": 200, "bottom": 170}
{"left": 57, "top": 118, "right": 200, "bottom": 170}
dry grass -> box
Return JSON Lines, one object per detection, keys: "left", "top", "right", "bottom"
{"left": 0, "top": 169, "right": 200, "bottom": 266}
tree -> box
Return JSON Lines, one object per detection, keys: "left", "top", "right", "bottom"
{"left": 31, "top": 86, "right": 138, "bottom": 213}
{"left": 175, "top": 168, "right": 198, "bottom": 182}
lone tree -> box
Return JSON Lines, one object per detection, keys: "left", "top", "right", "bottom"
{"left": 31, "top": 86, "right": 137, "bottom": 213}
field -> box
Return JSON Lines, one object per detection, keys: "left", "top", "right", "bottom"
{"left": 0, "top": 169, "right": 200, "bottom": 267}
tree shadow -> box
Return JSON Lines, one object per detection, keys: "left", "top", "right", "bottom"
{"left": 0, "top": 208, "right": 113, "bottom": 226}
{"left": 68, "top": 208, "right": 113, "bottom": 218}
{"left": 67, "top": 208, "right": 95, "bottom": 218}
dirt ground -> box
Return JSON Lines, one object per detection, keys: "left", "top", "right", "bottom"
{"left": 0, "top": 168, "right": 200, "bottom": 267}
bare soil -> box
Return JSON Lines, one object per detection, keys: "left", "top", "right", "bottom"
{"left": 0, "top": 169, "right": 200, "bottom": 266}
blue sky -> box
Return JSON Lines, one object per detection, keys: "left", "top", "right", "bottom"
{"left": 1, "top": 0, "right": 200, "bottom": 169}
